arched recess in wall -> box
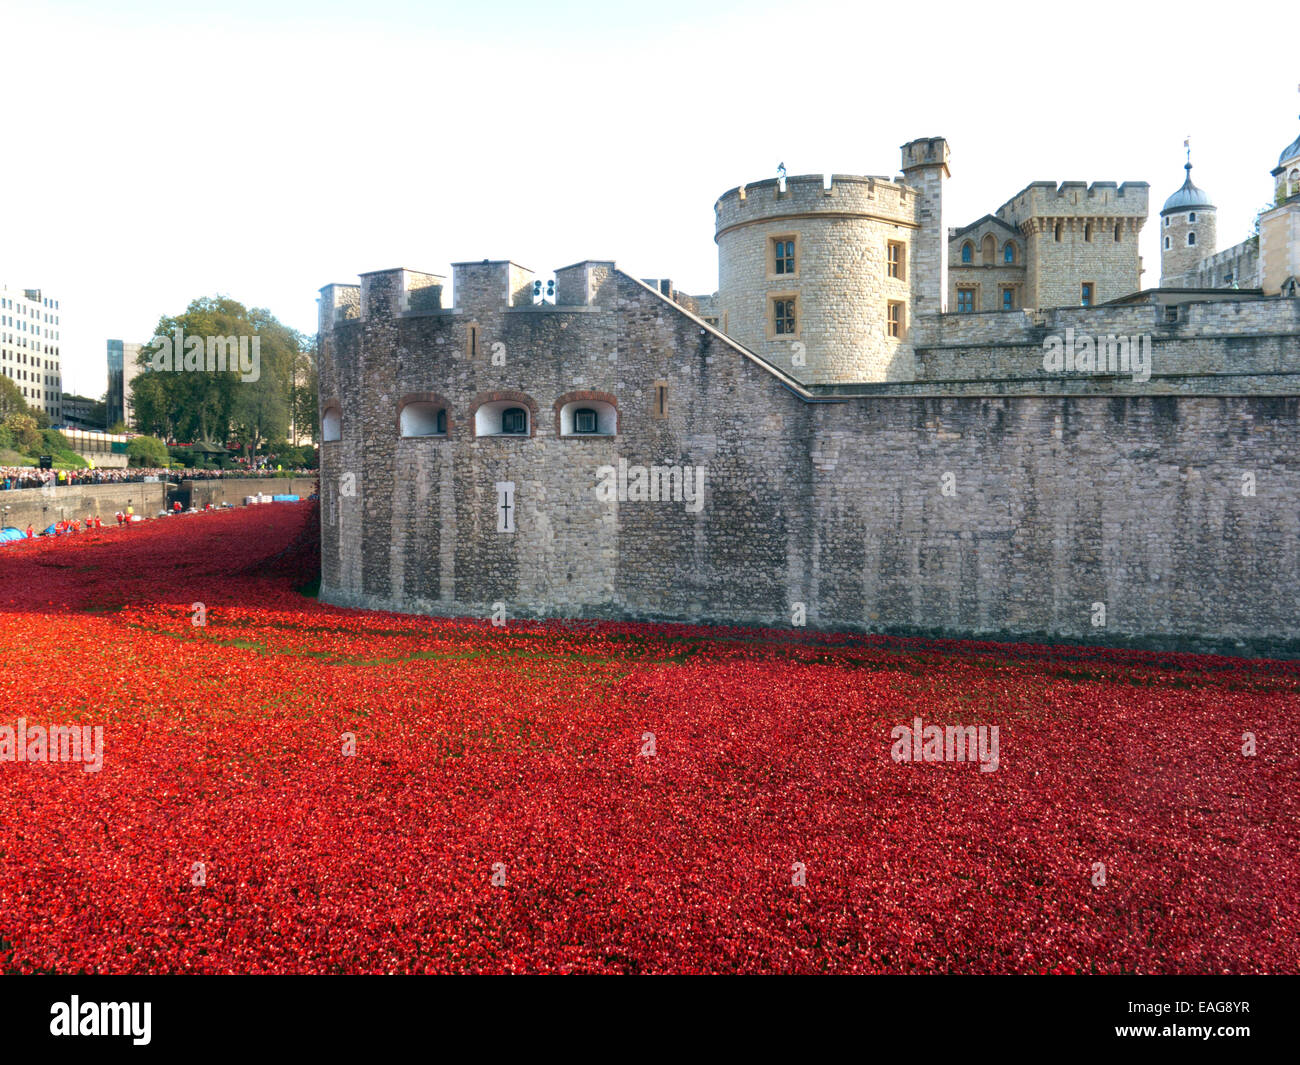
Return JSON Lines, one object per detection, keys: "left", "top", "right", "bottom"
{"left": 397, "top": 392, "right": 453, "bottom": 438}
{"left": 981, "top": 234, "right": 996, "bottom": 264}
{"left": 470, "top": 390, "right": 540, "bottom": 438}
{"left": 554, "top": 390, "right": 618, "bottom": 437}
{"left": 322, "top": 402, "right": 342, "bottom": 442}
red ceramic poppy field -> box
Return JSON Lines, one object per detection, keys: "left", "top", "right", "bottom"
{"left": 0, "top": 502, "right": 1297, "bottom": 973}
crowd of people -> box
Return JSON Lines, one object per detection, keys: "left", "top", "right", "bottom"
{"left": 1, "top": 466, "right": 316, "bottom": 491}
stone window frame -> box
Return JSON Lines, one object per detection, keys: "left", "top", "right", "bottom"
{"left": 1001, "top": 286, "right": 1017, "bottom": 311}
{"left": 1165, "top": 235, "right": 1171, "bottom": 250}
{"left": 1187, "top": 231, "right": 1197, "bottom": 247}
{"left": 652, "top": 380, "right": 669, "bottom": 420}
{"left": 469, "top": 390, "right": 539, "bottom": 439}
{"left": 1003, "top": 241, "right": 1017, "bottom": 264}
{"left": 886, "top": 240, "right": 906, "bottom": 280}
{"left": 1114, "top": 223, "right": 1122, "bottom": 243}
{"left": 321, "top": 400, "right": 343, "bottom": 444}
{"left": 465, "top": 322, "right": 480, "bottom": 359}
{"left": 1080, "top": 281, "right": 1095, "bottom": 307}
{"left": 396, "top": 391, "right": 454, "bottom": 439}
{"left": 767, "top": 292, "right": 800, "bottom": 339}
{"left": 956, "top": 286, "right": 977, "bottom": 313}
{"left": 960, "top": 241, "right": 973, "bottom": 264}
{"left": 886, "top": 300, "right": 906, "bottom": 339}
{"left": 554, "top": 389, "right": 619, "bottom": 439}
{"left": 768, "top": 233, "right": 800, "bottom": 280}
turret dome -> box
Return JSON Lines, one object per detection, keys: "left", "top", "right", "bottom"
{"left": 1161, "top": 162, "right": 1213, "bottom": 215}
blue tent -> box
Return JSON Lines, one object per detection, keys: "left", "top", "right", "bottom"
{"left": 43, "top": 524, "right": 57, "bottom": 537}
{"left": 0, "top": 526, "right": 25, "bottom": 543}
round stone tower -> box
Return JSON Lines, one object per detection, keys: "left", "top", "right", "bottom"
{"left": 1160, "top": 150, "right": 1215, "bottom": 287}
{"left": 713, "top": 139, "right": 947, "bottom": 386}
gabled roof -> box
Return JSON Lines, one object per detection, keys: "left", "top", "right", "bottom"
{"left": 949, "top": 214, "right": 1021, "bottom": 242}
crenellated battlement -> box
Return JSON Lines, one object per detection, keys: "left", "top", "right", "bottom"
{"left": 997, "top": 180, "right": 1150, "bottom": 226}
{"left": 714, "top": 172, "right": 920, "bottom": 239}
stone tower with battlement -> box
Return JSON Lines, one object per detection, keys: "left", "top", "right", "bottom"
{"left": 712, "top": 138, "right": 948, "bottom": 386}
{"left": 995, "top": 181, "right": 1148, "bottom": 308}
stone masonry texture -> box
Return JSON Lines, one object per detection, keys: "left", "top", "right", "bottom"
{"left": 317, "top": 262, "right": 1300, "bottom": 656}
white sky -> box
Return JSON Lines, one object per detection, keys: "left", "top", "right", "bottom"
{"left": 2, "top": 0, "right": 1297, "bottom": 397}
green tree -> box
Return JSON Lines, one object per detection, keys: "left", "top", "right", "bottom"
{"left": 288, "top": 336, "right": 319, "bottom": 446}
{"left": 0, "top": 376, "right": 31, "bottom": 420}
{"left": 126, "top": 434, "right": 170, "bottom": 467}
{"left": 3, "top": 413, "right": 43, "bottom": 453}
{"left": 129, "top": 297, "right": 310, "bottom": 458}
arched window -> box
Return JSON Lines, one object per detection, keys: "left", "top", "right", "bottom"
{"left": 322, "top": 406, "right": 341, "bottom": 442}
{"left": 1165, "top": 236, "right": 1171, "bottom": 250}
{"left": 1114, "top": 223, "right": 1121, "bottom": 242}
{"left": 981, "top": 234, "right": 996, "bottom": 264}
{"left": 471, "top": 393, "right": 537, "bottom": 438}
{"left": 1188, "top": 212, "right": 1196, "bottom": 223}
{"left": 1054, "top": 223, "right": 1062, "bottom": 242}
{"left": 961, "top": 242, "right": 973, "bottom": 264}
{"left": 556, "top": 395, "right": 618, "bottom": 437}
{"left": 1290, "top": 169, "right": 1298, "bottom": 196}
{"left": 1003, "top": 242, "right": 1016, "bottom": 264}
{"left": 399, "top": 400, "right": 447, "bottom": 437}
{"left": 1084, "top": 223, "right": 1092, "bottom": 242}
{"left": 1188, "top": 232, "right": 1197, "bottom": 246}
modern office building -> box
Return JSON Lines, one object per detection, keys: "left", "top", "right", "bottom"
{"left": 0, "top": 284, "right": 62, "bottom": 421}
{"left": 106, "top": 338, "right": 143, "bottom": 429}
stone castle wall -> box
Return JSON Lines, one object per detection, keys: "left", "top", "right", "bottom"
{"left": 0, "top": 482, "right": 166, "bottom": 530}
{"left": 318, "top": 267, "right": 1300, "bottom": 654}
{"left": 1164, "top": 236, "right": 1259, "bottom": 290}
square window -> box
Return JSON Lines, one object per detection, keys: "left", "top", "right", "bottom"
{"left": 887, "top": 301, "right": 904, "bottom": 338}
{"left": 887, "top": 241, "right": 905, "bottom": 280}
{"left": 773, "top": 297, "right": 797, "bottom": 335}
{"left": 502, "top": 408, "right": 527, "bottom": 434}
{"left": 574, "top": 409, "right": 597, "bottom": 433}
{"left": 772, "top": 237, "right": 796, "bottom": 276}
